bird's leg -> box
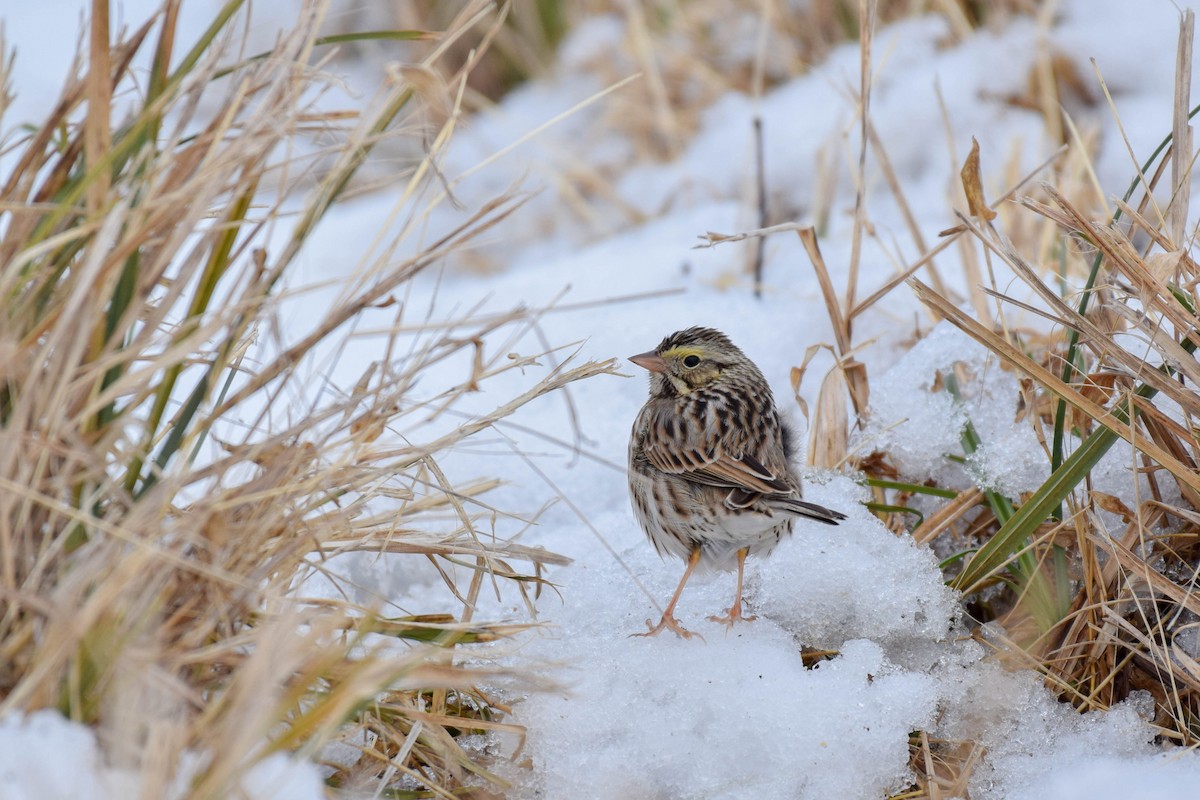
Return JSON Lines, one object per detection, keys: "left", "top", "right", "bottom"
{"left": 636, "top": 546, "right": 703, "bottom": 640}
{"left": 709, "top": 546, "right": 757, "bottom": 628}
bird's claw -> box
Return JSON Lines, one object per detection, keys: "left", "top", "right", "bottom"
{"left": 633, "top": 614, "right": 704, "bottom": 641}
{"left": 707, "top": 604, "right": 757, "bottom": 629}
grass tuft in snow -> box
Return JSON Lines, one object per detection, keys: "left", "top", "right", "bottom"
{"left": 891, "top": 9, "right": 1200, "bottom": 779}
{"left": 0, "top": 1, "right": 616, "bottom": 796}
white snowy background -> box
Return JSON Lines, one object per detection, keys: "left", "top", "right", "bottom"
{"left": 4, "top": 1, "right": 1200, "bottom": 798}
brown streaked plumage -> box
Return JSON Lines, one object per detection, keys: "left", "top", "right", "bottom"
{"left": 627, "top": 326, "right": 846, "bottom": 639}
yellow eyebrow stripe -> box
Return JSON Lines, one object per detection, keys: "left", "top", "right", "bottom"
{"left": 661, "top": 346, "right": 704, "bottom": 359}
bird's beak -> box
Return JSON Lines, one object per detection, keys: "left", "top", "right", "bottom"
{"left": 629, "top": 351, "right": 667, "bottom": 373}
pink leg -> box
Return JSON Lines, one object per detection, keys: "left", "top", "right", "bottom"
{"left": 636, "top": 547, "right": 703, "bottom": 640}
{"left": 708, "top": 547, "right": 757, "bottom": 628}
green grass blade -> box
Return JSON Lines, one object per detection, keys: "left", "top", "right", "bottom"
{"left": 123, "top": 184, "right": 255, "bottom": 494}
{"left": 212, "top": 30, "right": 431, "bottom": 79}
{"left": 865, "top": 503, "right": 924, "bottom": 526}
{"left": 863, "top": 477, "right": 958, "bottom": 499}
{"left": 953, "top": 417, "right": 1118, "bottom": 595}
{"left": 942, "top": 370, "right": 1071, "bottom": 629}
{"left": 938, "top": 548, "right": 978, "bottom": 570}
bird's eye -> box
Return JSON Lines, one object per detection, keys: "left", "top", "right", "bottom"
{"left": 682, "top": 355, "right": 701, "bottom": 368}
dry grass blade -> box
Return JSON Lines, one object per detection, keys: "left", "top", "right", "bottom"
{"left": 808, "top": 366, "right": 851, "bottom": 470}
{"left": 851, "top": 145, "right": 1065, "bottom": 320}
{"left": 864, "top": 116, "right": 950, "bottom": 300}
{"left": 911, "top": 487, "right": 984, "bottom": 546}
{"left": 844, "top": 0, "right": 876, "bottom": 316}
{"left": 798, "top": 227, "right": 851, "bottom": 356}
{"left": 1170, "top": 10, "right": 1195, "bottom": 242}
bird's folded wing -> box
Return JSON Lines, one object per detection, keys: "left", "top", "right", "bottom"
{"left": 698, "top": 451, "right": 791, "bottom": 493}
{"left": 644, "top": 438, "right": 790, "bottom": 495}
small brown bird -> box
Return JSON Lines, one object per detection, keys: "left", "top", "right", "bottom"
{"left": 627, "top": 327, "right": 845, "bottom": 638}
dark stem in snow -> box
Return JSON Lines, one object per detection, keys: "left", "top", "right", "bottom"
{"left": 753, "top": 115, "right": 767, "bottom": 299}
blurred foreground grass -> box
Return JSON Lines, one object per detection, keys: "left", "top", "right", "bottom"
{"left": 0, "top": 1, "right": 615, "bottom": 796}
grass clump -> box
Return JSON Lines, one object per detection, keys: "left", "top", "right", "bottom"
{"left": 832, "top": 13, "right": 1200, "bottom": 797}
{"left": 0, "top": 0, "right": 613, "bottom": 796}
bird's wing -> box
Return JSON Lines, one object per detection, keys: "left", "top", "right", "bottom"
{"left": 696, "top": 450, "right": 791, "bottom": 494}
{"left": 641, "top": 407, "right": 791, "bottom": 495}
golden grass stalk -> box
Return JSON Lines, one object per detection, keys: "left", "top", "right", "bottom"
{"left": 0, "top": 1, "right": 616, "bottom": 795}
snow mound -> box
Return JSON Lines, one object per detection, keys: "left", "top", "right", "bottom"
{"left": 515, "top": 637, "right": 938, "bottom": 800}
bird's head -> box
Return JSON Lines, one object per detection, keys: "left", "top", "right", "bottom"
{"left": 629, "top": 326, "right": 752, "bottom": 396}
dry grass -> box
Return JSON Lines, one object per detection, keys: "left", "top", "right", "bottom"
{"left": 914, "top": 137, "right": 1200, "bottom": 723}
{"left": 0, "top": 0, "right": 616, "bottom": 796}
{"left": 817, "top": 7, "right": 1200, "bottom": 797}
{"left": 552, "top": 0, "right": 1044, "bottom": 162}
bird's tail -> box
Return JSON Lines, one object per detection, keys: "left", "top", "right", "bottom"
{"left": 770, "top": 496, "right": 847, "bottom": 525}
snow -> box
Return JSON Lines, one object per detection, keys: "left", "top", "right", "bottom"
{"left": 756, "top": 479, "right": 960, "bottom": 651}
{"left": 514, "top": 636, "right": 938, "bottom": 799}
{"left": 1009, "top": 754, "right": 1200, "bottom": 800}
{"left": 936, "top": 663, "right": 1161, "bottom": 799}
{"left": 0, "top": 710, "right": 327, "bottom": 800}
{"left": 6, "top": 0, "right": 1200, "bottom": 797}
{"left": 861, "top": 321, "right": 1052, "bottom": 497}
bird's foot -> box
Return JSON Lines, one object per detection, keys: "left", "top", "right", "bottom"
{"left": 708, "top": 602, "right": 757, "bottom": 629}
{"left": 633, "top": 613, "right": 703, "bottom": 641}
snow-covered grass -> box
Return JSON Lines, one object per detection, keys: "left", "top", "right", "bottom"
{"left": 7, "top": 0, "right": 1200, "bottom": 798}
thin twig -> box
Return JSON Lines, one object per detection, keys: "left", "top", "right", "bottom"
{"left": 752, "top": 116, "right": 767, "bottom": 298}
